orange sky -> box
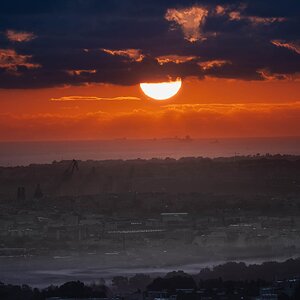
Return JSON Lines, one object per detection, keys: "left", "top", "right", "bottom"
{"left": 0, "top": 78, "right": 299, "bottom": 141}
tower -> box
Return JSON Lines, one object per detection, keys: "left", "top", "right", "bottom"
{"left": 33, "top": 183, "right": 43, "bottom": 200}
{"left": 17, "top": 186, "right": 26, "bottom": 201}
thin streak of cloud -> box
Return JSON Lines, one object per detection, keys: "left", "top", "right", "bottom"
{"left": 50, "top": 96, "right": 141, "bottom": 101}
{"left": 101, "top": 48, "right": 145, "bottom": 62}
{"left": 247, "top": 16, "right": 286, "bottom": 25}
{"left": 229, "top": 11, "right": 285, "bottom": 24}
{"left": 6, "top": 30, "right": 36, "bottom": 42}
{"left": 0, "top": 49, "right": 40, "bottom": 71}
{"left": 198, "top": 60, "right": 231, "bottom": 70}
{"left": 257, "top": 69, "right": 292, "bottom": 81}
{"left": 65, "top": 69, "right": 97, "bottom": 76}
{"left": 163, "top": 102, "right": 300, "bottom": 112}
{"left": 271, "top": 40, "right": 300, "bottom": 55}
{"left": 156, "top": 55, "right": 197, "bottom": 65}
{"left": 216, "top": 5, "right": 286, "bottom": 25}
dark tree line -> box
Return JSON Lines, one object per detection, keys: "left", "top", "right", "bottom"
{"left": 0, "top": 280, "right": 107, "bottom": 300}
{"left": 1, "top": 258, "right": 300, "bottom": 299}
{"left": 195, "top": 258, "right": 300, "bottom": 281}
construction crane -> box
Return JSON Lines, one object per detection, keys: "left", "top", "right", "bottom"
{"left": 62, "top": 159, "right": 79, "bottom": 181}
{"left": 51, "top": 159, "right": 80, "bottom": 196}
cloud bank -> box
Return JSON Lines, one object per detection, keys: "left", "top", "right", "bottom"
{"left": 0, "top": 0, "right": 299, "bottom": 88}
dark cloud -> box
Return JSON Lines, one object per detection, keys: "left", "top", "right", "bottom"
{"left": 0, "top": 0, "right": 299, "bottom": 88}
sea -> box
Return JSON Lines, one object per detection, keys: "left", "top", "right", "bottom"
{"left": 0, "top": 137, "right": 299, "bottom": 166}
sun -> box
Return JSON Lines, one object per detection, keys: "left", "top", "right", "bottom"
{"left": 140, "top": 78, "right": 182, "bottom": 100}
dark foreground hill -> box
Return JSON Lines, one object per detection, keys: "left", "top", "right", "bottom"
{"left": 0, "top": 155, "right": 299, "bottom": 200}
{"left": 1, "top": 258, "right": 300, "bottom": 300}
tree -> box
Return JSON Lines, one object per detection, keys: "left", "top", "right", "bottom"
{"left": 58, "top": 281, "right": 88, "bottom": 298}
{"left": 129, "top": 274, "right": 152, "bottom": 290}
{"left": 112, "top": 276, "right": 129, "bottom": 290}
